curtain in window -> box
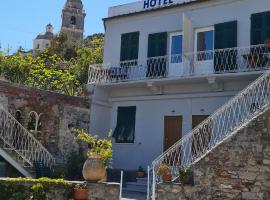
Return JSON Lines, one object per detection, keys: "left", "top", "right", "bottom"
{"left": 113, "top": 106, "right": 136, "bottom": 143}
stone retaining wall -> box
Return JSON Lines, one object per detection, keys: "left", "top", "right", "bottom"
{"left": 0, "top": 81, "right": 91, "bottom": 164}
{"left": 0, "top": 179, "right": 120, "bottom": 200}
{"left": 157, "top": 106, "right": 270, "bottom": 200}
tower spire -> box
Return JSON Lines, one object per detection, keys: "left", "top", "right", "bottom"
{"left": 61, "top": 0, "right": 86, "bottom": 40}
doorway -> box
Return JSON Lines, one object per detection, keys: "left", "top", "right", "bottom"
{"left": 164, "top": 116, "right": 183, "bottom": 152}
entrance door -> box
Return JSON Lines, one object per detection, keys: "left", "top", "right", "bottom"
{"left": 192, "top": 115, "right": 211, "bottom": 158}
{"left": 192, "top": 115, "right": 209, "bottom": 129}
{"left": 164, "top": 116, "right": 182, "bottom": 152}
{"left": 169, "top": 32, "right": 184, "bottom": 77}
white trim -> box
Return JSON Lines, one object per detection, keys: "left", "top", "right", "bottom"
{"left": 194, "top": 26, "right": 215, "bottom": 54}
{"left": 109, "top": 91, "right": 238, "bottom": 102}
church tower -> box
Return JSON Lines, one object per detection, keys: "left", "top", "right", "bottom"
{"left": 61, "top": 0, "right": 86, "bottom": 40}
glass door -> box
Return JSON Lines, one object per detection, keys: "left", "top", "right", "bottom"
{"left": 169, "top": 32, "right": 183, "bottom": 77}
{"left": 194, "top": 27, "right": 214, "bottom": 75}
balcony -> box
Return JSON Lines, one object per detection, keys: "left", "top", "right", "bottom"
{"left": 88, "top": 44, "right": 270, "bottom": 85}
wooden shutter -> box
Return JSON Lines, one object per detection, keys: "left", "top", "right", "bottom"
{"left": 251, "top": 11, "right": 270, "bottom": 45}
{"left": 113, "top": 106, "right": 136, "bottom": 143}
{"left": 147, "top": 32, "right": 168, "bottom": 77}
{"left": 214, "top": 21, "right": 237, "bottom": 72}
{"left": 147, "top": 32, "right": 167, "bottom": 57}
{"left": 120, "top": 32, "right": 139, "bottom": 61}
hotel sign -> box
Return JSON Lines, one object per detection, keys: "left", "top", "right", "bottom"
{"left": 143, "top": 0, "right": 174, "bottom": 9}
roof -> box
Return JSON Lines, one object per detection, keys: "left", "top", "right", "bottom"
{"left": 64, "top": 0, "right": 83, "bottom": 10}
{"left": 104, "top": 0, "right": 211, "bottom": 21}
{"left": 35, "top": 32, "right": 54, "bottom": 40}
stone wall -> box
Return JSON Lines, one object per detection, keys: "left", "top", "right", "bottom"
{"left": 157, "top": 105, "right": 270, "bottom": 200}
{"left": 0, "top": 179, "right": 120, "bottom": 200}
{"left": 0, "top": 81, "right": 91, "bottom": 164}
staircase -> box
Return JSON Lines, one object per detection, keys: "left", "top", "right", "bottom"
{"left": 149, "top": 68, "right": 270, "bottom": 199}
{"left": 124, "top": 177, "right": 148, "bottom": 193}
{"left": 0, "top": 104, "right": 55, "bottom": 177}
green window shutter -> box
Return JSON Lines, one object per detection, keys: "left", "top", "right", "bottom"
{"left": 251, "top": 11, "right": 270, "bottom": 45}
{"left": 147, "top": 32, "right": 168, "bottom": 77}
{"left": 214, "top": 21, "right": 237, "bottom": 72}
{"left": 214, "top": 21, "right": 237, "bottom": 49}
{"left": 113, "top": 106, "right": 136, "bottom": 143}
{"left": 147, "top": 32, "right": 167, "bottom": 57}
{"left": 120, "top": 32, "right": 139, "bottom": 61}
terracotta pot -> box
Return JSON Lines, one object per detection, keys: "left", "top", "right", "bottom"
{"left": 73, "top": 189, "right": 88, "bottom": 200}
{"left": 266, "top": 42, "right": 270, "bottom": 48}
{"left": 137, "top": 171, "right": 145, "bottom": 178}
{"left": 162, "top": 174, "right": 172, "bottom": 182}
{"left": 82, "top": 157, "right": 106, "bottom": 182}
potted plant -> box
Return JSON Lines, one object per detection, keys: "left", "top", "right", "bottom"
{"left": 177, "top": 167, "right": 193, "bottom": 185}
{"left": 265, "top": 39, "right": 270, "bottom": 48}
{"left": 157, "top": 164, "right": 172, "bottom": 182}
{"left": 73, "top": 183, "right": 88, "bottom": 200}
{"left": 137, "top": 166, "right": 145, "bottom": 178}
{"left": 72, "top": 129, "right": 113, "bottom": 182}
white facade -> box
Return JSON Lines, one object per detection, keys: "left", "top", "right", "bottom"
{"left": 33, "top": 24, "right": 54, "bottom": 52}
{"left": 89, "top": 0, "right": 270, "bottom": 170}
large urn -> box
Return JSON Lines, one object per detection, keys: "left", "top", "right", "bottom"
{"left": 82, "top": 157, "right": 106, "bottom": 182}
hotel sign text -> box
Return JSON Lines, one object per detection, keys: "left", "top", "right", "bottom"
{"left": 143, "top": 0, "right": 174, "bottom": 9}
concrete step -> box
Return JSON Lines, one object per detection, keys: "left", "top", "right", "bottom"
{"left": 136, "top": 177, "right": 148, "bottom": 184}
{"left": 123, "top": 187, "right": 147, "bottom": 193}
{"left": 125, "top": 181, "right": 147, "bottom": 193}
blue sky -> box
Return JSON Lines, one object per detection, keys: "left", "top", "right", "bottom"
{"left": 0, "top": 0, "right": 135, "bottom": 52}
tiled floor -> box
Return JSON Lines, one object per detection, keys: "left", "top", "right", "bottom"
{"left": 122, "top": 191, "right": 146, "bottom": 200}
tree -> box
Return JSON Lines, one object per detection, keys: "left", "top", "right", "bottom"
{"left": 74, "top": 33, "right": 104, "bottom": 85}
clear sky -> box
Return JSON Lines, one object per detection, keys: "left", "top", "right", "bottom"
{"left": 0, "top": 0, "right": 135, "bottom": 52}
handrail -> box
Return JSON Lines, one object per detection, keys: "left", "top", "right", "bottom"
{"left": 149, "top": 66, "right": 270, "bottom": 199}
{"left": 88, "top": 44, "right": 270, "bottom": 84}
{"left": 0, "top": 104, "right": 55, "bottom": 169}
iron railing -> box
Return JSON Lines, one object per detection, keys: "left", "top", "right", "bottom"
{"left": 149, "top": 64, "right": 270, "bottom": 199}
{"left": 88, "top": 44, "right": 270, "bottom": 84}
{"left": 0, "top": 105, "right": 55, "bottom": 169}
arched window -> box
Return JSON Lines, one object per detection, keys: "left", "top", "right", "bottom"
{"left": 36, "top": 43, "right": 40, "bottom": 49}
{"left": 71, "top": 16, "right": 76, "bottom": 25}
{"left": 15, "top": 110, "right": 22, "bottom": 123}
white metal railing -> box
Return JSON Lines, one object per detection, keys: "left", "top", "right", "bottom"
{"left": 88, "top": 44, "right": 270, "bottom": 84}
{"left": 149, "top": 65, "right": 270, "bottom": 199}
{"left": 0, "top": 104, "right": 55, "bottom": 170}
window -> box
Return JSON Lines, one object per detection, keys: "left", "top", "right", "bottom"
{"left": 196, "top": 28, "right": 214, "bottom": 60}
{"left": 71, "top": 16, "right": 76, "bottom": 25}
{"left": 170, "top": 33, "right": 183, "bottom": 63}
{"left": 36, "top": 44, "right": 40, "bottom": 49}
{"left": 251, "top": 11, "right": 270, "bottom": 45}
{"left": 113, "top": 106, "right": 136, "bottom": 143}
{"left": 120, "top": 32, "right": 139, "bottom": 61}
{"left": 214, "top": 21, "right": 237, "bottom": 72}
{"left": 147, "top": 32, "right": 168, "bottom": 77}
{"left": 148, "top": 32, "right": 167, "bottom": 58}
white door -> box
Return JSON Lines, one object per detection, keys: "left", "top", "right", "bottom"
{"left": 169, "top": 32, "right": 184, "bottom": 77}
{"left": 194, "top": 27, "right": 214, "bottom": 75}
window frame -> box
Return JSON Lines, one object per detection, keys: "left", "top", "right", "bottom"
{"left": 195, "top": 26, "right": 215, "bottom": 61}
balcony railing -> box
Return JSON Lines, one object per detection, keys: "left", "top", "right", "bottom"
{"left": 88, "top": 44, "right": 270, "bottom": 84}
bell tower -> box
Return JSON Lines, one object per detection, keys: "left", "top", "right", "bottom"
{"left": 61, "top": 0, "right": 86, "bottom": 40}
